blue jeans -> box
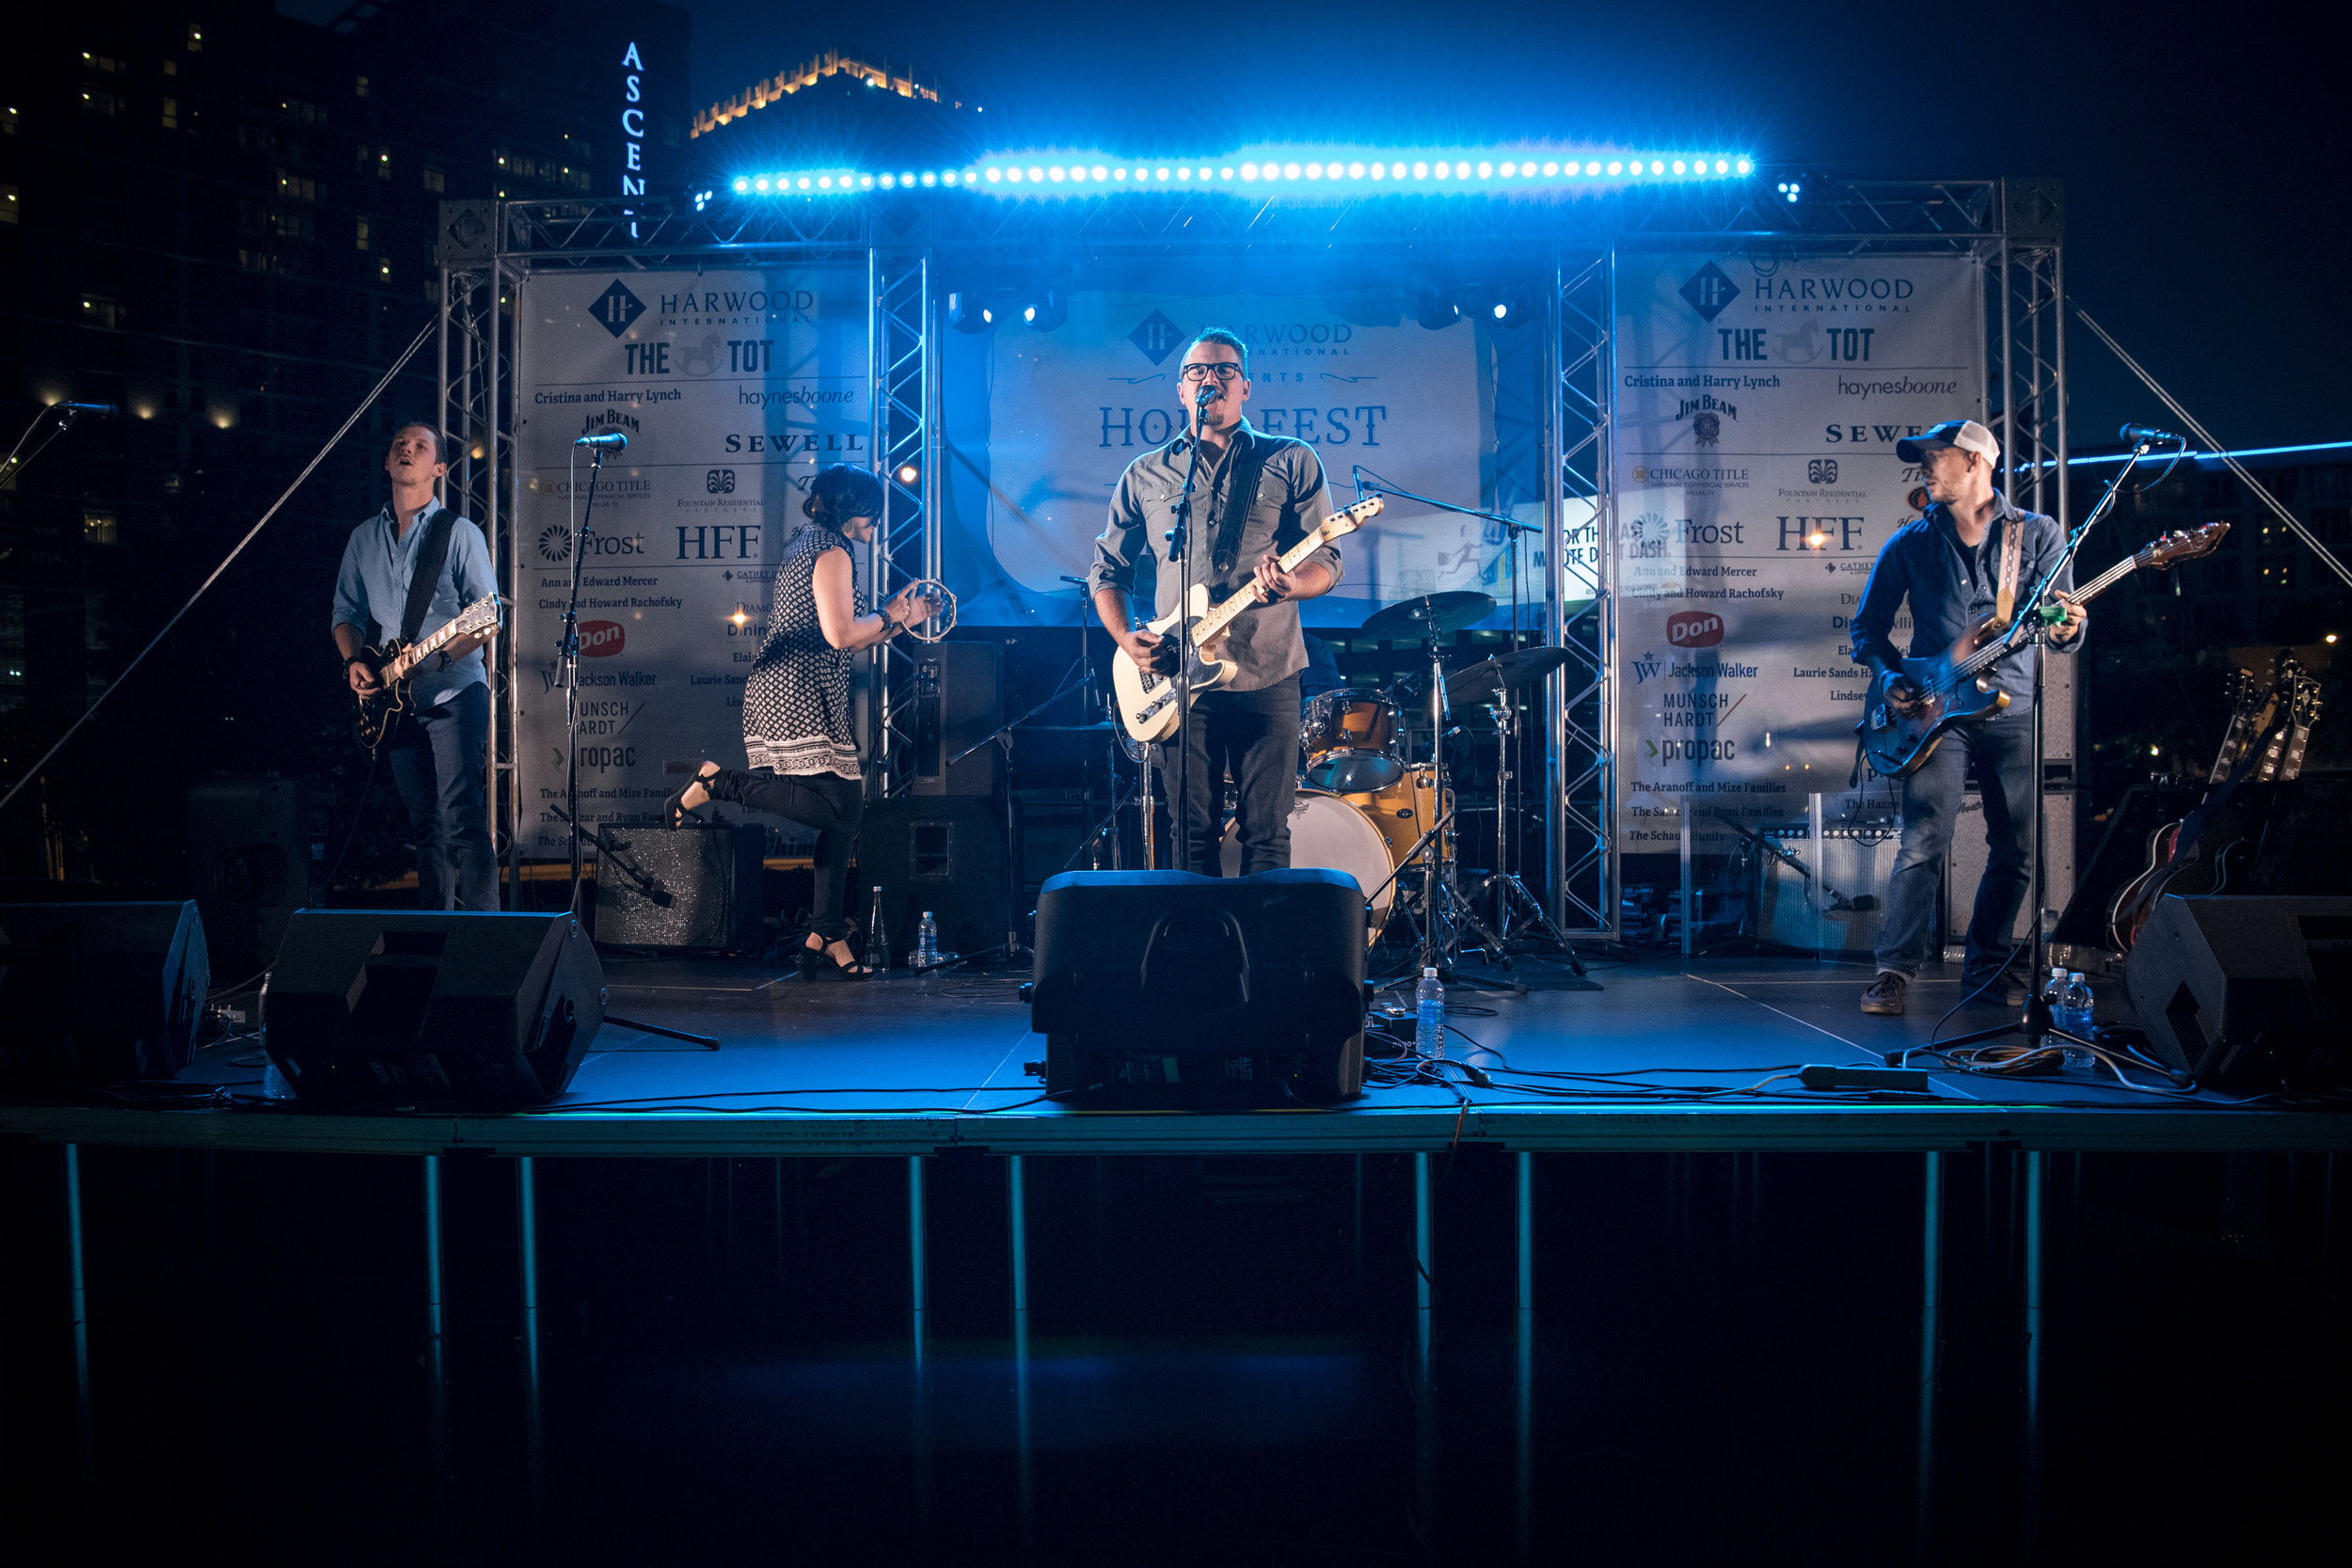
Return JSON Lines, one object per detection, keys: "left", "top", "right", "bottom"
{"left": 386, "top": 681, "right": 498, "bottom": 911}
{"left": 1873, "top": 701, "right": 2037, "bottom": 982}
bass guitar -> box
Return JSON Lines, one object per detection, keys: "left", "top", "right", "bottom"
{"left": 353, "top": 594, "right": 504, "bottom": 753}
{"left": 1860, "top": 523, "right": 2228, "bottom": 778}
{"left": 1110, "top": 496, "right": 1384, "bottom": 744}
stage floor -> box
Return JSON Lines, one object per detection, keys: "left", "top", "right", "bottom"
{"left": 8, "top": 951, "right": 2348, "bottom": 1156}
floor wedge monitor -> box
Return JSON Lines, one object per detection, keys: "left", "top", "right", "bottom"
{"left": 2122, "top": 895, "right": 2352, "bottom": 1089}
{"left": 0, "top": 900, "right": 210, "bottom": 1083}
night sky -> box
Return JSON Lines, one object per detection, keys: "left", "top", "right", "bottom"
{"left": 673, "top": 0, "right": 2346, "bottom": 450}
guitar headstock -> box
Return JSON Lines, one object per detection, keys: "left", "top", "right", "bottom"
{"left": 1316, "top": 495, "right": 1384, "bottom": 545}
{"left": 455, "top": 595, "right": 503, "bottom": 638}
{"left": 2138, "top": 521, "right": 2228, "bottom": 569}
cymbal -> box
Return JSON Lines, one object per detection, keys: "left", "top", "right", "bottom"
{"left": 1443, "top": 644, "right": 1577, "bottom": 702}
{"left": 1359, "top": 591, "right": 1496, "bottom": 639}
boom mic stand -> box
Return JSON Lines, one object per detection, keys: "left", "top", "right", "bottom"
{"left": 1930, "top": 438, "right": 2156, "bottom": 1061}
{"left": 1162, "top": 386, "right": 1215, "bottom": 875}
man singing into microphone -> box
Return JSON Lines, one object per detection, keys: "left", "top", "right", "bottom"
{"left": 1090, "top": 328, "right": 1343, "bottom": 873}
{"left": 331, "top": 422, "right": 500, "bottom": 910}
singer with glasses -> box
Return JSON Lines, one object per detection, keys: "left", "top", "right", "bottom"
{"left": 668, "top": 466, "right": 941, "bottom": 979}
{"left": 1089, "top": 328, "right": 1343, "bottom": 874}
{"left": 331, "top": 422, "right": 501, "bottom": 909}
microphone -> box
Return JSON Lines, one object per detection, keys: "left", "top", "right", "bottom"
{"left": 55, "top": 401, "right": 118, "bottom": 417}
{"left": 2119, "top": 423, "right": 2182, "bottom": 446}
{"left": 575, "top": 431, "right": 628, "bottom": 451}
{"left": 1194, "top": 384, "right": 1216, "bottom": 428}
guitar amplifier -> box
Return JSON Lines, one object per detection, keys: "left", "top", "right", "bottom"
{"left": 592, "top": 823, "right": 767, "bottom": 951}
{"left": 1942, "top": 783, "right": 2075, "bottom": 957}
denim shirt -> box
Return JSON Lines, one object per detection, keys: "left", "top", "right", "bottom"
{"left": 1850, "top": 491, "right": 2078, "bottom": 704}
{"left": 331, "top": 501, "right": 496, "bottom": 711}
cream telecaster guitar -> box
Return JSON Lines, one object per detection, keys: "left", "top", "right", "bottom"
{"left": 1110, "top": 495, "right": 1384, "bottom": 744}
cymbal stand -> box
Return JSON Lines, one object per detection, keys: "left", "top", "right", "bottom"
{"left": 1413, "top": 629, "right": 1507, "bottom": 980}
{"left": 1463, "top": 689, "right": 1580, "bottom": 970}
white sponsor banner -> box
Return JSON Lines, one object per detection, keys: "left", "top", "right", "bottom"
{"left": 510, "top": 268, "right": 869, "bottom": 854}
{"left": 962, "top": 288, "right": 1486, "bottom": 625}
{"left": 1613, "top": 252, "right": 1985, "bottom": 849}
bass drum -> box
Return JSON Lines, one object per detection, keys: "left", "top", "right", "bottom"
{"left": 1219, "top": 789, "right": 1396, "bottom": 944}
{"left": 1343, "top": 763, "right": 1451, "bottom": 870}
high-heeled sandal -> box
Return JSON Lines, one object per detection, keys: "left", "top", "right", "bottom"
{"left": 796, "top": 930, "right": 873, "bottom": 981}
{"left": 661, "top": 763, "right": 722, "bottom": 828}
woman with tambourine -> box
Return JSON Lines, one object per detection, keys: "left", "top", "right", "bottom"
{"left": 669, "top": 465, "right": 945, "bottom": 979}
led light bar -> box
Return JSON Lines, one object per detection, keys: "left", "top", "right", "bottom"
{"left": 724, "top": 150, "right": 1756, "bottom": 198}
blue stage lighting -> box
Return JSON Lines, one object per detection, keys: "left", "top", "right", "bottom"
{"left": 1091, "top": 165, "right": 1108, "bottom": 182}
{"left": 986, "top": 167, "right": 1003, "bottom": 182}
{"left": 1477, "top": 161, "right": 1493, "bottom": 178}
{"left": 733, "top": 178, "right": 749, "bottom": 193}
{"left": 1220, "top": 166, "right": 1234, "bottom": 180}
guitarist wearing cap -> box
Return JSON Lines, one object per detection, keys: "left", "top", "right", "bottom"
{"left": 1852, "top": 419, "right": 2088, "bottom": 1016}
{"left": 1089, "top": 328, "right": 1343, "bottom": 875}
{"left": 330, "top": 423, "right": 500, "bottom": 911}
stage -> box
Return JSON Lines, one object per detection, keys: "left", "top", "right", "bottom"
{"left": 7, "top": 951, "right": 2346, "bottom": 1157}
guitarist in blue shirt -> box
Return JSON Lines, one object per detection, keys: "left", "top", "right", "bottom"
{"left": 1851, "top": 420, "right": 2087, "bottom": 1016}
{"left": 331, "top": 424, "right": 500, "bottom": 911}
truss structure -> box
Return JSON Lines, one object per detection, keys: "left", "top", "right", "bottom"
{"left": 437, "top": 179, "right": 2061, "bottom": 932}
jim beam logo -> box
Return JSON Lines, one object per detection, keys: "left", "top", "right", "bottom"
{"left": 1677, "top": 393, "right": 1737, "bottom": 447}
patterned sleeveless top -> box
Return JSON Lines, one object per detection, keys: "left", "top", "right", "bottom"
{"left": 741, "top": 523, "right": 864, "bottom": 779}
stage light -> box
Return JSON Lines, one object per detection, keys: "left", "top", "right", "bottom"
{"left": 1240, "top": 163, "right": 1258, "bottom": 180}
{"left": 1178, "top": 166, "right": 1192, "bottom": 180}
{"left": 1091, "top": 165, "right": 1107, "bottom": 181}
{"left": 733, "top": 177, "right": 748, "bottom": 193}
{"left": 1651, "top": 160, "right": 1664, "bottom": 173}
{"left": 1454, "top": 161, "right": 1470, "bottom": 178}
{"left": 2328, "top": 632, "right": 2340, "bottom": 643}
{"left": 1348, "top": 161, "right": 1365, "bottom": 178}
{"left": 1673, "top": 160, "right": 1686, "bottom": 174}
{"left": 949, "top": 291, "right": 999, "bottom": 333}
{"left": 986, "top": 167, "right": 1003, "bottom": 182}
{"left": 1369, "top": 163, "right": 1386, "bottom": 181}
{"left": 1115, "top": 166, "right": 1129, "bottom": 181}
{"left": 1716, "top": 159, "right": 1730, "bottom": 173}
{"left": 1027, "top": 166, "right": 1043, "bottom": 181}
{"left": 797, "top": 177, "right": 811, "bottom": 189}
{"left": 1220, "top": 166, "right": 1234, "bottom": 180}
{"left": 921, "top": 170, "right": 937, "bottom": 186}
{"left": 1411, "top": 162, "right": 1429, "bottom": 179}
{"left": 1156, "top": 166, "right": 1171, "bottom": 181}
{"left": 1305, "top": 162, "right": 1322, "bottom": 179}
{"left": 730, "top": 604, "right": 750, "bottom": 627}
{"left": 1416, "top": 289, "right": 1459, "bottom": 330}
{"left": 754, "top": 177, "right": 771, "bottom": 191}
{"left": 1433, "top": 162, "right": 1450, "bottom": 181}
{"left": 1477, "top": 161, "right": 1493, "bottom": 178}
{"left": 1049, "top": 166, "right": 1066, "bottom": 182}
{"left": 1737, "top": 159, "right": 1753, "bottom": 173}
{"left": 1607, "top": 161, "right": 1623, "bottom": 176}
{"left": 897, "top": 462, "right": 921, "bottom": 486}
{"left": 818, "top": 176, "right": 833, "bottom": 189}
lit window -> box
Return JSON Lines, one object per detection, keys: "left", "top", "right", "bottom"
{"left": 161, "top": 96, "right": 178, "bottom": 129}
{"left": 0, "top": 184, "right": 17, "bottom": 225}
{"left": 355, "top": 216, "right": 370, "bottom": 251}
{"left": 422, "top": 167, "right": 445, "bottom": 193}
{"left": 356, "top": 75, "right": 369, "bottom": 98}
{"left": 2, "top": 107, "right": 17, "bottom": 136}
{"left": 84, "top": 512, "right": 119, "bottom": 546}
{"left": 186, "top": 24, "right": 203, "bottom": 52}
{"left": 81, "top": 293, "right": 124, "bottom": 330}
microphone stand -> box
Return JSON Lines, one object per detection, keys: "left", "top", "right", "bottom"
{"left": 1163, "top": 388, "right": 1215, "bottom": 874}
{"left": 1926, "top": 440, "right": 2151, "bottom": 1061}
{"left": 555, "top": 442, "right": 611, "bottom": 917}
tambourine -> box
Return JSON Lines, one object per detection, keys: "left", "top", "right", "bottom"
{"left": 899, "top": 578, "right": 958, "bottom": 642}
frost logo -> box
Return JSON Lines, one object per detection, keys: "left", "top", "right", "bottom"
{"left": 593, "top": 280, "right": 646, "bottom": 339}
{"left": 1678, "top": 262, "right": 1740, "bottom": 322}
{"left": 1629, "top": 649, "right": 1663, "bottom": 686}
{"left": 1129, "top": 309, "right": 1184, "bottom": 367}
{"left": 538, "top": 523, "right": 573, "bottom": 563}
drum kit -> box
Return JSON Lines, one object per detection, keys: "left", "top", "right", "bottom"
{"left": 1207, "top": 588, "right": 1577, "bottom": 972}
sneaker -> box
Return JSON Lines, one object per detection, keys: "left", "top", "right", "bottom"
{"left": 1963, "top": 972, "right": 2029, "bottom": 1007}
{"left": 1860, "top": 972, "right": 1908, "bottom": 1016}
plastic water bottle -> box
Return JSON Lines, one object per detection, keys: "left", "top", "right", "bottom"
{"left": 1414, "top": 968, "right": 1446, "bottom": 1059}
{"left": 2041, "top": 965, "right": 2066, "bottom": 1018}
{"left": 915, "top": 911, "right": 939, "bottom": 970}
{"left": 2059, "top": 971, "right": 2095, "bottom": 1069}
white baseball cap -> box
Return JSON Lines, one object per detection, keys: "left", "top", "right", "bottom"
{"left": 1895, "top": 419, "right": 2000, "bottom": 466}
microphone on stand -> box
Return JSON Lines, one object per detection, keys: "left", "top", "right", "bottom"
{"left": 54, "top": 401, "right": 119, "bottom": 417}
{"left": 2119, "top": 423, "right": 2183, "bottom": 446}
{"left": 574, "top": 431, "right": 628, "bottom": 451}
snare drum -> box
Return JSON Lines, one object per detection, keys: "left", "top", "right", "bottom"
{"left": 1300, "top": 689, "right": 1405, "bottom": 793}
{"left": 1343, "top": 763, "right": 1452, "bottom": 870}
{"left": 1219, "top": 789, "right": 1398, "bottom": 944}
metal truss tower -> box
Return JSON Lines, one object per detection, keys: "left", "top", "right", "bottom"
{"left": 1548, "top": 251, "right": 1617, "bottom": 937}
{"left": 866, "top": 255, "right": 942, "bottom": 800}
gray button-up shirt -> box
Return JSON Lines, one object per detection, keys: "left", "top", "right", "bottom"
{"left": 1089, "top": 421, "right": 1342, "bottom": 691}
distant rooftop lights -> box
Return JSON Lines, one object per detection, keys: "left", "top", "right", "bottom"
{"left": 725, "top": 152, "right": 1756, "bottom": 200}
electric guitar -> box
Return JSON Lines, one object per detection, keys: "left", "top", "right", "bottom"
{"left": 352, "top": 594, "right": 503, "bottom": 752}
{"left": 1110, "top": 496, "right": 1384, "bottom": 744}
{"left": 1859, "top": 524, "right": 2228, "bottom": 778}
{"left": 2107, "top": 656, "right": 2324, "bottom": 949}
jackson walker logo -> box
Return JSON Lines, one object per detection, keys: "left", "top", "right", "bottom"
{"left": 1678, "top": 262, "right": 1740, "bottom": 322}
{"left": 1677, "top": 393, "right": 1737, "bottom": 446}
{"left": 1629, "top": 649, "right": 1663, "bottom": 685}
{"left": 593, "top": 280, "right": 646, "bottom": 338}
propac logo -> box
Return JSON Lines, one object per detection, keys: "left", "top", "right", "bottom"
{"left": 1667, "top": 611, "right": 1725, "bottom": 649}
{"left": 1129, "top": 309, "right": 1184, "bottom": 366}
{"left": 578, "top": 621, "right": 626, "bottom": 657}
{"left": 1677, "top": 393, "right": 1737, "bottom": 447}
{"left": 1678, "top": 262, "right": 1740, "bottom": 323}
{"left": 593, "top": 280, "right": 646, "bottom": 339}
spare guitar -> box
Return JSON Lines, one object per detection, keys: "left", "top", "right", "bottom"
{"left": 2107, "top": 653, "right": 2325, "bottom": 949}
{"left": 1860, "top": 523, "right": 2229, "bottom": 778}
{"left": 352, "top": 594, "right": 504, "bottom": 753}
{"left": 1110, "top": 495, "right": 1384, "bottom": 744}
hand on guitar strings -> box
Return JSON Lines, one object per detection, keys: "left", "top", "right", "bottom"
{"left": 1875, "top": 666, "right": 1922, "bottom": 714}
{"left": 1251, "top": 549, "right": 1320, "bottom": 604}
{"left": 347, "top": 657, "right": 384, "bottom": 700}
{"left": 1118, "top": 626, "right": 1179, "bottom": 674}
{"left": 2044, "top": 590, "right": 2089, "bottom": 644}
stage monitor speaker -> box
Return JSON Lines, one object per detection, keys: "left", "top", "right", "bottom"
{"left": 2122, "top": 895, "right": 2352, "bottom": 1088}
{"left": 593, "top": 823, "right": 766, "bottom": 950}
{"left": 910, "top": 641, "right": 1004, "bottom": 797}
{"left": 1029, "top": 869, "right": 1367, "bottom": 1104}
{"left": 264, "top": 911, "right": 605, "bottom": 1107}
{"left": 0, "top": 901, "right": 210, "bottom": 1082}
{"left": 853, "top": 797, "right": 1011, "bottom": 962}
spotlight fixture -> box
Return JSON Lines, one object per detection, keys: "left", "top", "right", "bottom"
{"left": 1415, "top": 288, "right": 1460, "bottom": 331}
{"left": 896, "top": 462, "right": 921, "bottom": 486}
{"left": 948, "top": 291, "right": 1000, "bottom": 333}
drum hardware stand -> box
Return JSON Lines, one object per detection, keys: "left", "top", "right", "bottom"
{"left": 1351, "top": 468, "right": 1540, "bottom": 648}
{"left": 1461, "top": 692, "right": 1581, "bottom": 972}
{"left": 946, "top": 658, "right": 1097, "bottom": 964}
{"left": 1412, "top": 626, "right": 1509, "bottom": 980}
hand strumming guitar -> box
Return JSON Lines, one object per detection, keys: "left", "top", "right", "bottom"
{"left": 1113, "top": 627, "right": 1180, "bottom": 674}
{"left": 347, "top": 657, "right": 384, "bottom": 701}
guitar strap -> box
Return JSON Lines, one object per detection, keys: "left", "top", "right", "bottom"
{"left": 396, "top": 505, "right": 458, "bottom": 645}
{"left": 1992, "top": 507, "right": 2024, "bottom": 630}
{"left": 1208, "top": 433, "right": 1273, "bottom": 578}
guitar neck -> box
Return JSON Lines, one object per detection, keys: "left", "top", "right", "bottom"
{"left": 1189, "top": 521, "right": 1351, "bottom": 647}
{"left": 384, "top": 610, "right": 476, "bottom": 680}
{"left": 1955, "top": 551, "right": 2143, "bottom": 681}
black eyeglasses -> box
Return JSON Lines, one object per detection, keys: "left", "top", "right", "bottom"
{"left": 1179, "top": 362, "right": 1244, "bottom": 383}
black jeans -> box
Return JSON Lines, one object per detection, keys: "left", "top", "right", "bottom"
{"left": 704, "top": 767, "right": 865, "bottom": 940}
{"left": 385, "top": 681, "right": 497, "bottom": 911}
{"left": 1161, "top": 675, "right": 1300, "bottom": 876}
{"left": 1873, "top": 701, "right": 2038, "bottom": 983}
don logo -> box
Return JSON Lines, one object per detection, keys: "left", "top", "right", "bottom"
{"left": 1666, "top": 612, "right": 1724, "bottom": 649}
{"left": 579, "top": 620, "right": 627, "bottom": 657}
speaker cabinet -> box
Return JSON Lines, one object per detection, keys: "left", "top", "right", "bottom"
{"left": 264, "top": 911, "right": 604, "bottom": 1106}
{"left": 853, "top": 797, "right": 1011, "bottom": 962}
{"left": 1943, "top": 784, "right": 2075, "bottom": 954}
{"left": 0, "top": 901, "right": 210, "bottom": 1082}
{"left": 2122, "top": 895, "right": 2352, "bottom": 1087}
{"left": 593, "top": 823, "right": 766, "bottom": 950}
{"left": 1029, "top": 869, "right": 1366, "bottom": 1104}
{"left": 910, "top": 641, "right": 1004, "bottom": 797}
